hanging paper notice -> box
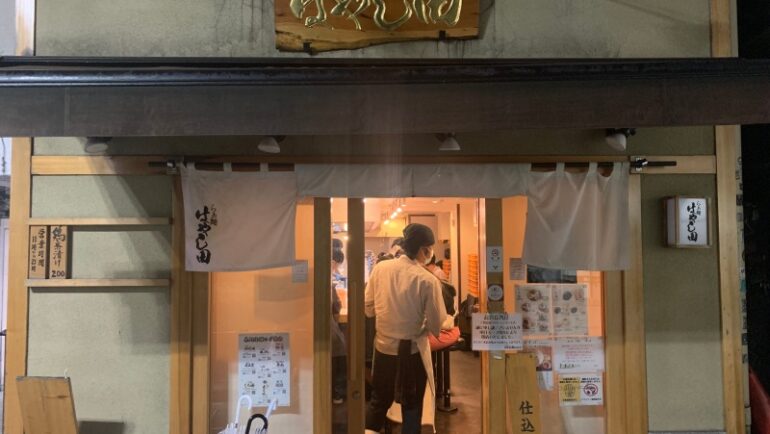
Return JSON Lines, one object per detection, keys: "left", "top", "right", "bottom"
{"left": 509, "top": 258, "right": 526, "bottom": 281}
{"left": 472, "top": 313, "right": 523, "bottom": 351}
{"left": 558, "top": 374, "right": 603, "bottom": 406}
{"left": 524, "top": 340, "right": 554, "bottom": 391}
{"left": 487, "top": 246, "right": 503, "bottom": 273}
{"left": 238, "top": 333, "right": 291, "bottom": 407}
{"left": 292, "top": 260, "right": 309, "bottom": 283}
{"left": 554, "top": 337, "right": 605, "bottom": 373}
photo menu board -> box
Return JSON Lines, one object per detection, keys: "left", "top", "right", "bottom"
{"left": 515, "top": 284, "right": 588, "bottom": 337}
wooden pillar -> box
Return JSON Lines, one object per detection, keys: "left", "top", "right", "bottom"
{"left": 623, "top": 175, "right": 648, "bottom": 434}
{"left": 5, "top": 1, "right": 36, "bottom": 432}
{"left": 482, "top": 198, "right": 506, "bottom": 434}
{"left": 314, "top": 198, "right": 332, "bottom": 434}
{"left": 711, "top": 2, "right": 746, "bottom": 433}
{"left": 346, "top": 199, "right": 366, "bottom": 433}
{"left": 170, "top": 178, "right": 193, "bottom": 434}
{"left": 4, "top": 138, "right": 31, "bottom": 434}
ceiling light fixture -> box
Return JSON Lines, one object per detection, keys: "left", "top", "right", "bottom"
{"left": 605, "top": 128, "right": 636, "bottom": 152}
{"left": 437, "top": 133, "right": 461, "bottom": 152}
{"left": 258, "top": 135, "right": 286, "bottom": 154}
{"left": 84, "top": 137, "right": 112, "bottom": 154}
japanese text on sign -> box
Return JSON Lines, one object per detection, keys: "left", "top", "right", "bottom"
{"left": 48, "top": 225, "right": 68, "bottom": 279}
{"left": 519, "top": 400, "right": 537, "bottom": 432}
{"left": 558, "top": 374, "right": 603, "bottom": 406}
{"left": 472, "top": 313, "right": 523, "bottom": 351}
{"left": 238, "top": 333, "right": 291, "bottom": 407}
{"left": 194, "top": 205, "right": 217, "bottom": 264}
{"left": 28, "top": 226, "right": 48, "bottom": 278}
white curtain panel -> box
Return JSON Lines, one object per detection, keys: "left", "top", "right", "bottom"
{"left": 411, "top": 164, "right": 529, "bottom": 198}
{"left": 523, "top": 162, "right": 630, "bottom": 271}
{"left": 296, "top": 164, "right": 412, "bottom": 198}
{"left": 180, "top": 165, "right": 297, "bottom": 272}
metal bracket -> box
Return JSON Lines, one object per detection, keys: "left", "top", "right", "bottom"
{"left": 630, "top": 156, "right": 649, "bottom": 173}
{"left": 630, "top": 156, "right": 678, "bottom": 173}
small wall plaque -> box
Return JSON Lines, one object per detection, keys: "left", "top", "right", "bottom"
{"left": 28, "top": 226, "right": 48, "bottom": 279}
{"left": 664, "top": 197, "right": 711, "bottom": 248}
{"left": 48, "top": 225, "right": 70, "bottom": 279}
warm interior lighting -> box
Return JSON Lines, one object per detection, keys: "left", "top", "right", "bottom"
{"left": 258, "top": 136, "right": 281, "bottom": 153}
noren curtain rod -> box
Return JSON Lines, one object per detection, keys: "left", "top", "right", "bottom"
{"left": 146, "top": 158, "right": 675, "bottom": 171}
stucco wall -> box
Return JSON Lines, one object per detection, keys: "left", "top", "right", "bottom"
{"left": 642, "top": 175, "right": 724, "bottom": 431}
{"left": 36, "top": 0, "right": 710, "bottom": 58}
{"left": 0, "top": 1, "right": 14, "bottom": 55}
{"left": 26, "top": 175, "right": 172, "bottom": 434}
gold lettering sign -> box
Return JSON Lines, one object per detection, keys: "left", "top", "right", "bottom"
{"left": 275, "top": 0, "right": 479, "bottom": 52}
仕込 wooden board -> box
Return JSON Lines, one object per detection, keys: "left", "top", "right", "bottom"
{"left": 17, "top": 376, "right": 78, "bottom": 434}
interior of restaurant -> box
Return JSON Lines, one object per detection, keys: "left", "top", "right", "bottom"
{"left": 205, "top": 196, "right": 607, "bottom": 434}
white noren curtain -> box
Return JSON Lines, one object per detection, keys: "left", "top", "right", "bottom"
{"left": 523, "top": 162, "right": 629, "bottom": 271}
{"left": 181, "top": 165, "right": 297, "bottom": 272}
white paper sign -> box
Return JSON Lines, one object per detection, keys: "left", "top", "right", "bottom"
{"left": 509, "top": 257, "right": 526, "bottom": 281}
{"left": 292, "top": 260, "right": 309, "bottom": 283}
{"left": 486, "top": 246, "right": 503, "bottom": 273}
{"left": 554, "top": 337, "right": 605, "bottom": 373}
{"left": 239, "top": 333, "right": 291, "bottom": 407}
{"left": 472, "top": 313, "right": 523, "bottom": 351}
{"left": 559, "top": 374, "right": 603, "bottom": 406}
{"left": 677, "top": 198, "right": 708, "bottom": 246}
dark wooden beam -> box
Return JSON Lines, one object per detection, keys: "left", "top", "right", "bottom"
{"left": 1, "top": 57, "right": 770, "bottom": 136}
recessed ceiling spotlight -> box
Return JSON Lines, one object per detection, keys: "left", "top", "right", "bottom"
{"left": 437, "top": 133, "right": 461, "bottom": 152}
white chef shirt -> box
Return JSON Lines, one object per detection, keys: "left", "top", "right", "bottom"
{"left": 365, "top": 255, "right": 448, "bottom": 355}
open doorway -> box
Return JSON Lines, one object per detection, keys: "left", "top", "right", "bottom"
{"left": 331, "top": 197, "right": 483, "bottom": 434}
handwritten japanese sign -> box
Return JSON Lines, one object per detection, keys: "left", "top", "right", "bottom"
{"left": 472, "top": 313, "right": 523, "bottom": 351}
{"left": 194, "top": 204, "right": 217, "bottom": 265}
{"left": 48, "top": 225, "right": 69, "bottom": 279}
{"left": 553, "top": 337, "right": 605, "bottom": 374}
{"left": 28, "top": 226, "right": 48, "bottom": 279}
{"left": 506, "top": 353, "right": 542, "bottom": 434}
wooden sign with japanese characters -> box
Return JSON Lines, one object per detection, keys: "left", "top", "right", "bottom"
{"left": 506, "top": 353, "right": 542, "bottom": 434}
{"left": 28, "top": 226, "right": 48, "bottom": 279}
{"left": 275, "top": 0, "right": 479, "bottom": 52}
{"left": 48, "top": 225, "right": 70, "bottom": 279}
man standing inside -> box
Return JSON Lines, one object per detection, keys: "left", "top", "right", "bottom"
{"left": 364, "top": 224, "right": 448, "bottom": 434}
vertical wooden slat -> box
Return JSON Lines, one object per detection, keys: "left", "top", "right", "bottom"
{"left": 314, "top": 198, "right": 332, "bottom": 434}
{"left": 483, "top": 199, "right": 505, "bottom": 434}
{"left": 711, "top": 1, "right": 746, "bottom": 433}
{"left": 4, "top": 138, "right": 31, "bottom": 434}
{"left": 191, "top": 272, "right": 211, "bottom": 434}
{"left": 716, "top": 125, "right": 745, "bottom": 434}
{"left": 603, "top": 271, "right": 627, "bottom": 434}
{"left": 623, "top": 175, "right": 648, "bottom": 434}
{"left": 170, "top": 178, "right": 192, "bottom": 434}
{"left": 346, "top": 199, "right": 365, "bottom": 433}
{"left": 6, "top": 2, "right": 35, "bottom": 432}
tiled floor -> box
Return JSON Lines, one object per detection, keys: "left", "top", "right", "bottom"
{"left": 334, "top": 350, "right": 483, "bottom": 434}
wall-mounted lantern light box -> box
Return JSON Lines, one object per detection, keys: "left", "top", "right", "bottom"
{"left": 664, "top": 196, "right": 711, "bottom": 248}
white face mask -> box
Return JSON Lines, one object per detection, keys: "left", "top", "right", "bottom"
{"left": 423, "top": 248, "right": 434, "bottom": 266}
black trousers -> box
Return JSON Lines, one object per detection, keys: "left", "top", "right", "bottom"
{"left": 365, "top": 350, "right": 427, "bottom": 434}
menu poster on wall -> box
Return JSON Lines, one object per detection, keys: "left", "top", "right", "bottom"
{"left": 238, "top": 333, "right": 291, "bottom": 407}
{"left": 558, "top": 374, "right": 603, "bottom": 406}
{"left": 524, "top": 340, "right": 554, "bottom": 391}
{"left": 553, "top": 337, "right": 605, "bottom": 374}
{"left": 516, "top": 285, "right": 552, "bottom": 336}
{"left": 472, "top": 313, "right": 523, "bottom": 351}
{"left": 551, "top": 285, "right": 588, "bottom": 336}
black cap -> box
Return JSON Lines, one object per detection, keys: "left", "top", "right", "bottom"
{"left": 403, "top": 223, "right": 435, "bottom": 253}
